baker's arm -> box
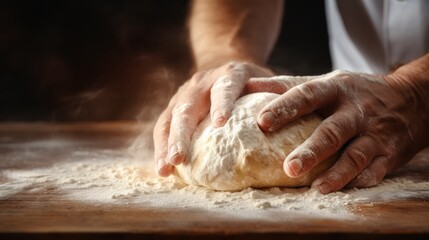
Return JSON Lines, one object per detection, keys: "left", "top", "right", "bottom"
{"left": 246, "top": 52, "right": 429, "bottom": 193}
{"left": 153, "top": 0, "right": 284, "bottom": 176}
{"left": 190, "top": 0, "right": 283, "bottom": 70}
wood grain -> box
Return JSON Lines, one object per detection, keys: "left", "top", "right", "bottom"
{"left": 0, "top": 122, "right": 428, "bottom": 239}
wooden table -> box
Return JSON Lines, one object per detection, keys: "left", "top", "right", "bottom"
{"left": 0, "top": 122, "right": 428, "bottom": 239}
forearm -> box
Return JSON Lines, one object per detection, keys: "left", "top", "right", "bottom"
{"left": 189, "top": 0, "right": 283, "bottom": 70}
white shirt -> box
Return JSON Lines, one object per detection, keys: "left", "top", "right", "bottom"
{"left": 326, "top": 0, "right": 429, "bottom": 74}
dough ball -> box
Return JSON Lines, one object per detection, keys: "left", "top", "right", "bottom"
{"left": 174, "top": 92, "right": 337, "bottom": 191}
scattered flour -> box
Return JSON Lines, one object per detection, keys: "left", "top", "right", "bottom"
{"left": 1, "top": 146, "right": 429, "bottom": 220}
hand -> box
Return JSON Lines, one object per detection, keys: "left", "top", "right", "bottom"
{"left": 246, "top": 70, "right": 429, "bottom": 193}
{"left": 153, "top": 61, "right": 273, "bottom": 176}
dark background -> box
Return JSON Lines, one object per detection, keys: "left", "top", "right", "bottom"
{"left": 0, "top": 0, "right": 330, "bottom": 121}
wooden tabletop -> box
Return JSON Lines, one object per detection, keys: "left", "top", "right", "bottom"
{"left": 0, "top": 122, "right": 428, "bottom": 239}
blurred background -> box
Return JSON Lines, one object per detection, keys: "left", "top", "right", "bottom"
{"left": 0, "top": 0, "right": 330, "bottom": 122}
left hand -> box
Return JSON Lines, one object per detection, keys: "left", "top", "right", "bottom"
{"left": 245, "top": 70, "right": 429, "bottom": 194}
{"left": 153, "top": 61, "right": 272, "bottom": 177}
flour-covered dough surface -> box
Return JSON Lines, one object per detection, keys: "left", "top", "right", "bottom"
{"left": 174, "top": 93, "right": 336, "bottom": 191}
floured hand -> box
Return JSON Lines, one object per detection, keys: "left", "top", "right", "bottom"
{"left": 153, "top": 61, "right": 273, "bottom": 177}
{"left": 247, "top": 70, "right": 429, "bottom": 194}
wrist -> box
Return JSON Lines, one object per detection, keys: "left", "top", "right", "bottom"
{"left": 194, "top": 50, "right": 266, "bottom": 71}
{"left": 385, "top": 66, "right": 429, "bottom": 147}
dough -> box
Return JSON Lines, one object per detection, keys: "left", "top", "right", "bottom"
{"left": 174, "top": 92, "right": 337, "bottom": 191}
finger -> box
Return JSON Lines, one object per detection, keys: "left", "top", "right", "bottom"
{"left": 257, "top": 80, "right": 338, "bottom": 132}
{"left": 210, "top": 72, "right": 247, "bottom": 127}
{"left": 310, "top": 135, "right": 380, "bottom": 194}
{"left": 283, "top": 108, "right": 364, "bottom": 178}
{"left": 246, "top": 75, "right": 315, "bottom": 94}
{"left": 168, "top": 91, "right": 210, "bottom": 166}
{"left": 346, "top": 156, "right": 388, "bottom": 188}
{"left": 153, "top": 107, "right": 174, "bottom": 177}
{"left": 210, "top": 62, "right": 273, "bottom": 127}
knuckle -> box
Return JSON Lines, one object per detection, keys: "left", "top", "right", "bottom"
{"left": 319, "top": 121, "right": 344, "bottom": 149}
{"left": 333, "top": 69, "right": 350, "bottom": 77}
{"left": 339, "top": 74, "right": 357, "bottom": 87}
{"left": 190, "top": 72, "right": 206, "bottom": 83}
{"left": 212, "top": 76, "right": 234, "bottom": 90}
{"left": 172, "top": 103, "right": 193, "bottom": 118}
{"left": 330, "top": 69, "right": 353, "bottom": 80}
{"left": 323, "top": 70, "right": 354, "bottom": 90}
{"left": 187, "top": 72, "right": 209, "bottom": 90}
{"left": 294, "top": 83, "right": 317, "bottom": 106}
{"left": 220, "top": 61, "right": 252, "bottom": 78}
{"left": 344, "top": 149, "right": 369, "bottom": 172}
{"left": 224, "top": 61, "right": 247, "bottom": 71}
{"left": 225, "top": 61, "right": 238, "bottom": 70}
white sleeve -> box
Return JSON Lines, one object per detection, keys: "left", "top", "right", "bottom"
{"left": 326, "top": 0, "right": 429, "bottom": 74}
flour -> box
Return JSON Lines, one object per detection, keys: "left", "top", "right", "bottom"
{"left": 1, "top": 144, "right": 429, "bottom": 219}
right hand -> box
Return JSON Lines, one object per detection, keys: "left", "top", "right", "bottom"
{"left": 153, "top": 61, "right": 273, "bottom": 176}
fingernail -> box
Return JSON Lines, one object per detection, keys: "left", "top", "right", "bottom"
{"left": 258, "top": 111, "right": 276, "bottom": 131}
{"left": 287, "top": 158, "right": 303, "bottom": 176}
{"left": 316, "top": 182, "right": 332, "bottom": 194}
